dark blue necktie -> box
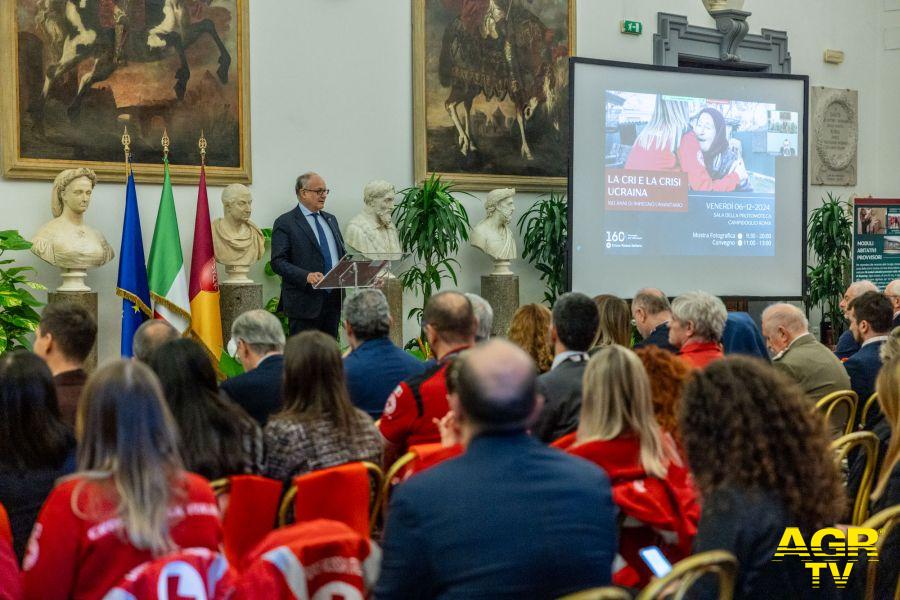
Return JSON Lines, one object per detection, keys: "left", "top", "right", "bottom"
{"left": 312, "top": 212, "right": 333, "bottom": 272}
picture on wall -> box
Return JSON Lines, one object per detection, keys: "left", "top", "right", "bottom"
{"left": 0, "top": 0, "right": 251, "bottom": 184}
{"left": 414, "top": 0, "right": 575, "bottom": 191}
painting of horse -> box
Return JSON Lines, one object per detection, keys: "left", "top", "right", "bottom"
{"left": 0, "top": 0, "right": 250, "bottom": 184}
{"left": 414, "top": 0, "right": 574, "bottom": 190}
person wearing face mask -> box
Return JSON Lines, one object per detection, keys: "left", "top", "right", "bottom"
{"left": 344, "top": 180, "right": 403, "bottom": 258}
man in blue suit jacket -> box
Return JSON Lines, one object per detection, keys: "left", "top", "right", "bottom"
{"left": 835, "top": 280, "right": 879, "bottom": 359}
{"left": 376, "top": 340, "right": 617, "bottom": 599}
{"left": 271, "top": 172, "right": 347, "bottom": 338}
{"left": 844, "top": 291, "right": 892, "bottom": 427}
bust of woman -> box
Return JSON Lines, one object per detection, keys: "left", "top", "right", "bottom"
{"left": 31, "top": 168, "right": 115, "bottom": 291}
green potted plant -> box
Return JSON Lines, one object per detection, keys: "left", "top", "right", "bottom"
{"left": 517, "top": 191, "right": 567, "bottom": 306}
{"left": 394, "top": 174, "right": 471, "bottom": 349}
{"left": 0, "top": 230, "right": 45, "bottom": 353}
{"left": 805, "top": 192, "right": 852, "bottom": 345}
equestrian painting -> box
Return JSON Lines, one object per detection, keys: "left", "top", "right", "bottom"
{"left": 1, "top": 0, "right": 250, "bottom": 184}
{"left": 414, "top": 0, "right": 574, "bottom": 190}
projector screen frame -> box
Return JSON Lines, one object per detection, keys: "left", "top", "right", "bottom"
{"left": 565, "top": 57, "right": 810, "bottom": 301}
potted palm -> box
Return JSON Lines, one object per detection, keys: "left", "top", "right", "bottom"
{"left": 805, "top": 193, "right": 852, "bottom": 345}
{"left": 517, "top": 192, "right": 567, "bottom": 306}
{"left": 0, "top": 230, "right": 45, "bottom": 353}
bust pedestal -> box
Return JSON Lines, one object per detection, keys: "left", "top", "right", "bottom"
{"left": 48, "top": 290, "right": 98, "bottom": 372}
{"left": 381, "top": 277, "right": 404, "bottom": 348}
{"left": 223, "top": 265, "right": 253, "bottom": 285}
{"left": 219, "top": 282, "right": 263, "bottom": 345}
{"left": 481, "top": 274, "right": 519, "bottom": 337}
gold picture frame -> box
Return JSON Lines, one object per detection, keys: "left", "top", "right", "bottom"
{"left": 0, "top": 0, "right": 251, "bottom": 185}
{"left": 413, "top": 0, "right": 575, "bottom": 191}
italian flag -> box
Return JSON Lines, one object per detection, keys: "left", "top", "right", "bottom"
{"left": 148, "top": 158, "right": 191, "bottom": 334}
{"left": 189, "top": 165, "right": 224, "bottom": 359}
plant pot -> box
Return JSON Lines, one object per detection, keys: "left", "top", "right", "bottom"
{"left": 702, "top": 0, "right": 745, "bottom": 12}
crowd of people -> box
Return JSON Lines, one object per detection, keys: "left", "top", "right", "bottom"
{"left": 0, "top": 281, "right": 898, "bottom": 599}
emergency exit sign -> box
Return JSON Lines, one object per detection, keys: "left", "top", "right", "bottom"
{"left": 620, "top": 20, "right": 643, "bottom": 35}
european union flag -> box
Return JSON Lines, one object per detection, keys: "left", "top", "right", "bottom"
{"left": 116, "top": 169, "right": 151, "bottom": 356}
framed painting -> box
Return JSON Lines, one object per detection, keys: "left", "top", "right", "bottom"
{"left": 413, "top": 0, "right": 575, "bottom": 191}
{"left": 0, "top": 0, "right": 251, "bottom": 184}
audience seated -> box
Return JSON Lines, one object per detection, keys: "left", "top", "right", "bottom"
{"left": 465, "top": 292, "right": 494, "bottom": 342}
{"left": 378, "top": 291, "right": 476, "bottom": 464}
{"left": 0, "top": 351, "right": 75, "bottom": 561}
{"left": 147, "top": 338, "right": 263, "bottom": 480}
{"left": 531, "top": 292, "right": 599, "bottom": 443}
{"left": 590, "top": 294, "right": 630, "bottom": 350}
{"left": 22, "top": 360, "right": 222, "bottom": 600}
{"left": 0, "top": 535, "right": 20, "bottom": 600}
{"left": 834, "top": 280, "right": 878, "bottom": 360}
{"left": 221, "top": 309, "right": 286, "bottom": 426}
{"left": 131, "top": 319, "right": 178, "bottom": 363}
{"left": 762, "top": 303, "right": 850, "bottom": 401}
{"left": 32, "top": 302, "right": 96, "bottom": 428}
{"left": 635, "top": 345, "right": 692, "bottom": 444}
{"left": 507, "top": 303, "right": 553, "bottom": 373}
{"left": 680, "top": 357, "right": 845, "bottom": 600}
{"left": 631, "top": 287, "right": 678, "bottom": 353}
{"left": 668, "top": 291, "right": 727, "bottom": 369}
{"left": 561, "top": 345, "right": 699, "bottom": 589}
{"left": 263, "top": 331, "right": 382, "bottom": 483}
{"left": 343, "top": 289, "right": 425, "bottom": 419}
{"left": 376, "top": 340, "right": 616, "bottom": 598}
{"left": 885, "top": 278, "right": 900, "bottom": 329}
{"left": 843, "top": 291, "right": 892, "bottom": 424}
{"left": 721, "top": 312, "right": 769, "bottom": 360}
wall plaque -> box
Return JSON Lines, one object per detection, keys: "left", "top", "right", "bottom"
{"left": 811, "top": 86, "right": 858, "bottom": 186}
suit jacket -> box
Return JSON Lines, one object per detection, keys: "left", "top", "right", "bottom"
{"left": 843, "top": 339, "right": 884, "bottom": 410}
{"left": 375, "top": 432, "right": 617, "bottom": 599}
{"left": 532, "top": 358, "right": 586, "bottom": 443}
{"left": 772, "top": 334, "right": 851, "bottom": 402}
{"left": 270, "top": 205, "right": 346, "bottom": 320}
{"left": 834, "top": 329, "right": 860, "bottom": 360}
{"left": 634, "top": 322, "right": 678, "bottom": 353}
{"left": 220, "top": 354, "right": 284, "bottom": 426}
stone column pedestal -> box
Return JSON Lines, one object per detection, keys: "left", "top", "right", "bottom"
{"left": 220, "top": 283, "right": 263, "bottom": 345}
{"left": 481, "top": 274, "right": 519, "bottom": 337}
{"left": 382, "top": 277, "right": 404, "bottom": 348}
{"left": 48, "top": 290, "right": 98, "bottom": 372}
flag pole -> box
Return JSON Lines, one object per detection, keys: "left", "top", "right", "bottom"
{"left": 199, "top": 129, "right": 207, "bottom": 167}
{"left": 121, "top": 126, "right": 131, "bottom": 180}
{"left": 161, "top": 128, "right": 170, "bottom": 160}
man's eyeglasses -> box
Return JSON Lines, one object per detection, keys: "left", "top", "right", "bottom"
{"left": 302, "top": 188, "right": 330, "bottom": 197}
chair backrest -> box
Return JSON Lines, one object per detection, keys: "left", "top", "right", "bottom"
{"left": 831, "top": 431, "right": 880, "bottom": 524}
{"left": 636, "top": 550, "right": 738, "bottom": 600}
{"left": 816, "top": 390, "right": 858, "bottom": 437}
{"left": 557, "top": 586, "right": 632, "bottom": 600}
{"left": 0, "top": 503, "right": 11, "bottom": 546}
{"left": 859, "top": 392, "right": 879, "bottom": 429}
{"left": 103, "top": 548, "right": 236, "bottom": 600}
{"left": 236, "top": 519, "right": 380, "bottom": 600}
{"left": 861, "top": 503, "right": 900, "bottom": 600}
{"left": 379, "top": 443, "right": 463, "bottom": 521}
{"left": 214, "top": 475, "right": 284, "bottom": 571}
{"left": 278, "top": 462, "right": 383, "bottom": 536}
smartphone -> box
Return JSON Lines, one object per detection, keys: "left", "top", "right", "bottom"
{"left": 639, "top": 545, "right": 673, "bottom": 578}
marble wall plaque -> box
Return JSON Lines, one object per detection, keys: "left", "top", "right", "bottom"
{"left": 811, "top": 87, "right": 858, "bottom": 186}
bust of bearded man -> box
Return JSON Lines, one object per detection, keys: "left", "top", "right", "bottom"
{"left": 345, "top": 180, "right": 403, "bottom": 259}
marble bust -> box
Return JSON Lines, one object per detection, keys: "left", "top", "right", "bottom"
{"left": 31, "top": 168, "right": 115, "bottom": 292}
{"left": 345, "top": 180, "right": 403, "bottom": 258}
{"left": 212, "top": 184, "right": 265, "bottom": 284}
{"left": 471, "top": 187, "right": 516, "bottom": 275}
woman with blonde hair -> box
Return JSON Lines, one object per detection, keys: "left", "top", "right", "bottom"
{"left": 590, "top": 294, "right": 631, "bottom": 351}
{"left": 557, "top": 345, "right": 698, "bottom": 588}
{"left": 507, "top": 303, "right": 553, "bottom": 373}
{"left": 22, "top": 360, "right": 222, "bottom": 600}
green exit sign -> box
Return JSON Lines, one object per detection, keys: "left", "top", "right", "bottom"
{"left": 620, "top": 20, "right": 643, "bottom": 35}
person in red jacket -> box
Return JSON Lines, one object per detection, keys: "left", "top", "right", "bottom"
{"left": 0, "top": 536, "right": 20, "bottom": 600}
{"left": 669, "top": 291, "right": 727, "bottom": 370}
{"left": 22, "top": 360, "right": 222, "bottom": 600}
{"left": 560, "top": 345, "right": 700, "bottom": 589}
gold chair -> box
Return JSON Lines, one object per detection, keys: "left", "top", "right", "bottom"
{"left": 831, "top": 431, "right": 880, "bottom": 525}
{"left": 859, "top": 393, "right": 879, "bottom": 428}
{"left": 209, "top": 478, "right": 230, "bottom": 496}
{"left": 815, "top": 390, "right": 858, "bottom": 436}
{"left": 378, "top": 451, "right": 418, "bottom": 520}
{"left": 861, "top": 503, "right": 900, "bottom": 600}
{"left": 636, "top": 550, "right": 737, "bottom": 600}
{"left": 557, "top": 587, "right": 632, "bottom": 600}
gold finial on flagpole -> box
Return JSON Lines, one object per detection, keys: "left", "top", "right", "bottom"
{"left": 198, "top": 130, "right": 207, "bottom": 166}
{"left": 161, "top": 128, "right": 170, "bottom": 159}
{"left": 121, "top": 125, "right": 132, "bottom": 178}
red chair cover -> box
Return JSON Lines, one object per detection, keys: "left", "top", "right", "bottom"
{"left": 236, "top": 520, "right": 379, "bottom": 600}
{"left": 404, "top": 443, "right": 463, "bottom": 479}
{"left": 104, "top": 548, "right": 236, "bottom": 600}
{"left": 292, "top": 463, "right": 371, "bottom": 538}
{"left": 550, "top": 432, "right": 577, "bottom": 450}
{"left": 0, "top": 503, "right": 11, "bottom": 545}
{"left": 0, "top": 536, "right": 20, "bottom": 600}
{"left": 221, "top": 475, "right": 283, "bottom": 571}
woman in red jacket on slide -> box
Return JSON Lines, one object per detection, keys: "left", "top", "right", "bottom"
{"left": 556, "top": 345, "right": 700, "bottom": 589}
{"left": 22, "top": 360, "right": 222, "bottom": 600}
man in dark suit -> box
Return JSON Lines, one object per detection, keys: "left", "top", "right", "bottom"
{"left": 844, "top": 291, "right": 892, "bottom": 427}
{"left": 220, "top": 309, "right": 286, "bottom": 426}
{"left": 376, "top": 339, "right": 616, "bottom": 599}
{"left": 885, "top": 279, "right": 900, "bottom": 329}
{"left": 532, "top": 292, "right": 599, "bottom": 443}
{"left": 835, "top": 280, "right": 879, "bottom": 359}
{"left": 632, "top": 287, "right": 678, "bottom": 353}
{"left": 271, "top": 172, "right": 346, "bottom": 338}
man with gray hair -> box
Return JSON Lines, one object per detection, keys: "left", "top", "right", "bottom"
{"left": 344, "top": 289, "right": 425, "bottom": 418}
{"left": 220, "top": 309, "right": 286, "bottom": 426}
{"left": 465, "top": 292, "right": 494, "bottom": 341}
{"left": 884, "top": 279, "right": 900, "bottom": 329}
{"left": 132, "top": 319, "right": 179, "bottom": 363}
{"left": 632, "top": 287, "right": 677, "bottom": 352}
{"left": 835, "top": 280, "right": 879, "bottom": 359}
{"left": 376, "top": 339, "right": 616, "bottom": 598}
{"left": 669, "top": 291, "right": 727, "bottom": 369}
{"left": 762, "top": 303, "right": 850, "bottom": 401}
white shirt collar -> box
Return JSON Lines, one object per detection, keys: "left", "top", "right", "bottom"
{"left": 298, "top": 203, "right": 317, "bottom": 217}
{"left": 551, "top": 350, "right": 589, "bottom": 370}
{"left": 862, "top": 335, "right": 888, "bottom": 348}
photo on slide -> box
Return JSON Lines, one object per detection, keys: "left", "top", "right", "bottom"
{"left": 766, "top": 110, "right": 799, "bottom": 156}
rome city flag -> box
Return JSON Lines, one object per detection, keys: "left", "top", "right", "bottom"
{"left": 147, "top": 158, "right": 191, "bottom": 334}
{"left": 189, "top": 165, "right": 223, "bottom": 359}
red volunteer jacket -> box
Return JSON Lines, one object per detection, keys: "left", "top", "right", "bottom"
{"left": 0, "top": 536, "right": 20, "bottom": 600}
{"left": 104, "top": 548, "right": 235, "bottom": 600}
